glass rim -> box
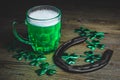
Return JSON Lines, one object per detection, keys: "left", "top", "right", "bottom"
{"left": 26, "top": 5, "right": 61, "bottom": 21}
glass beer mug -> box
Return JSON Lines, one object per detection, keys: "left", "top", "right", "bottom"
{"left": 13, "top": 5, "right": 61, "bottom": 54}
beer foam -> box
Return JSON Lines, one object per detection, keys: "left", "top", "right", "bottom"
{"left": 28, "top": 10, "right": 60, "bottom": 27}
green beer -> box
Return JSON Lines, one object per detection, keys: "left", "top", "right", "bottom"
{"left": 13, "top": 5, "right": 61, "bottom": 54}
{"left": 26, "top": 5, "right": 61, "bottom": 53}
{"left": 26, "top": 21, "right": 61, "bottom": 53}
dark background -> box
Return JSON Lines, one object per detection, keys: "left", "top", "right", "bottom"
{"left": 0, "top": 0, "right": 120, "bottom": 19}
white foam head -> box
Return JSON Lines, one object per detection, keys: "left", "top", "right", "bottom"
{"left": 27, "top": 9, "right": 60, "bottom": 27}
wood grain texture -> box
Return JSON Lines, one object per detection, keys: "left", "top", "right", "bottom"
{"left": 0, "top": 7, "right": 120, "bottom": 80}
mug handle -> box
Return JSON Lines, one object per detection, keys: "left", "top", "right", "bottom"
{"left": 12, "top": 21, "right": 33, "bottom": 45}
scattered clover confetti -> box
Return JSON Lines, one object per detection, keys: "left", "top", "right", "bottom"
{"left": 73, "top": 26, "right": 105, "bottom": 63}
{"left": 61, "top": 26, "right": 105, "bottom": 65}
{"left": 86, "top": 40, "right": 105, "bottom": 50}
{"left": 12, "top": 49, "right": 56, "bottom": 76}
{"left": 74, "top": 26, "right": 105, "bottom": 51}
{"left": 35, "top": 62, "right": 56, "bottom": 76}
{"left": 62, "top": 53, "right": 79, "bottom": 64}
{"left": 29, "top": 55, "right": 46, "bottom": 66}
{"left": 80, "top": 51, "right": 102, "bottom": 63}
{"left": 74, "top": 27, "right": 90, "bottom": 37}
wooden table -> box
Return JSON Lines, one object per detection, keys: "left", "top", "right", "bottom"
{"left": 0, "top": 6, "right": 120, "bottom": 80}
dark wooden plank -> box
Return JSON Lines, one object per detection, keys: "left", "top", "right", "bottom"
{"left": 0, "top": 7, "right": 120, "bottom": 80}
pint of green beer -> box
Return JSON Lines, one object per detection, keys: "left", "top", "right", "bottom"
{"left": 13, "top": 5, "right": 61, "bottom": 54}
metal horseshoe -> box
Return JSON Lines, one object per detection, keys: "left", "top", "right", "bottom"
{"left": 53, "top": 37, "right": 113, "bottom": 73}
